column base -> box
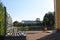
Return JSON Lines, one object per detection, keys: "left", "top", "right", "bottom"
{"left": 56, "top": 29, "right": 60, "bottom": 33}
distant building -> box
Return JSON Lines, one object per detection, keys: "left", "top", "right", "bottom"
{"left": 22, "top": 20, "right": 37, "bottom": 24}
{"left": 21, "top": 20, "right": 43, "bottom": 26}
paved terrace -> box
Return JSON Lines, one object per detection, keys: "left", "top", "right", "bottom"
{"left": 37, "top": 31, "right": 60, "bottom": 40}
{"left": 26, "top": 31, "right": 54, "bottom": 40}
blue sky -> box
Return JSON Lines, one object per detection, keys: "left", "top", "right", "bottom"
{"left": 1, "top": 0, "right": 54, "bottom": 22}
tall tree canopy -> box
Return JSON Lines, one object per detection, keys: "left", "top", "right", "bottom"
{"left": 0, "top": 2, "right": 5, "bottom": 35}
{"left": 43, "top": 12, "right": 55, "bottom": 30}
{"left": 36, "top": 18, "right": 40, "bottom": 22}
{"left": 13, "top": 21, "right": 19, "bottom": 27}
{"left": 36, "top": 18, "right": 41, "bottom": 26}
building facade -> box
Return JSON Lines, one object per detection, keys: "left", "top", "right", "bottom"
{"left": 21, "top": 20, "right": 42, "bottom": 26}
{"left": 22, "top": 20, "right": 37, "bottom": 24}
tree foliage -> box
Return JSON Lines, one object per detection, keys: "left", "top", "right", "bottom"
{"left": 36, "top": 18, "right": 41, "bottom": 26}
{"left": 0, "top": 2, "right": 5, "bottom": 35}
{"left": 36, "top": 18, "right": 40, "bottom": 22}
{"left": 43, "top": 12, "right": 55, "bottom": 30}
{"left": 13, "top": 21, "right": 19, "bottom": 27}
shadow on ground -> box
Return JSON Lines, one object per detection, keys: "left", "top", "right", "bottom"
{"left": 27, "top": 32, "right": 37, "bottom": 34}
{"left": 37, "top": 32, "right": 60, "bottom": 40}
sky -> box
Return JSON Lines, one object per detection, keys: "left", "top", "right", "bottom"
{"left": 1, "top": 0, "right": 54, "bottom": 22}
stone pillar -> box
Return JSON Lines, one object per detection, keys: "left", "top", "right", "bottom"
{"left": 54, "top": 0, "right": 60, "bottom": 30}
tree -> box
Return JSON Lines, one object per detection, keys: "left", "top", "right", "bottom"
{"left": 43, "top": 12, "right": 55, "bottom": 30}
{"left": 13, "top": 21, "right": 20, "bottom": 27}
{"left": 0, "top": 2, "right": 5, "bottom": 36}
{"left": 36, "top": 18, "right": 40, "bottom": 21}
{"left": 36, "top": 18, "right": 41, "bottom": 26}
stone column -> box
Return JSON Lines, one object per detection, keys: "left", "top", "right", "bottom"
{"left": 54, "top": 0, "right": 60, "bottom": 30}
